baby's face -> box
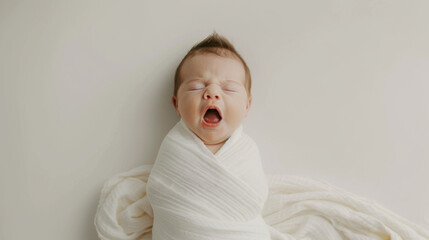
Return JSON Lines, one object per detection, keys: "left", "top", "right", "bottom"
{"left": 172, "top": 53, "right": 252, "bottom": 147}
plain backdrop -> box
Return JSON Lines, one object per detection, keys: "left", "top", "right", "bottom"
{"left": 1, "top": 0, "right": 428, "bottom": 239}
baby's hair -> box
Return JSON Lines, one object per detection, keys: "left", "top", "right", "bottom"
{"left": 173, "top": 32, "right": 252, "bottom": 97}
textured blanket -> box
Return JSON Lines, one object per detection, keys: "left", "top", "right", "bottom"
{"left": 94, "top": 119, "right": 429, "bottom": 240}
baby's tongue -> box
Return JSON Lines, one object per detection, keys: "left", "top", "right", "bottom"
{"left": 204, "top": 109, "right": 221, "bottom": 123}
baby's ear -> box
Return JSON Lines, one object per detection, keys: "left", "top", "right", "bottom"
{"left": 172, "top": 95, "right": 181, "bottom": 116}
{"left": 245, "top": 96, "right": 252, "bottom": 117}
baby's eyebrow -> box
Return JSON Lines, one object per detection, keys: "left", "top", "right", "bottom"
{"left": 184, "top": 79, "right": 241, "bottom": 85}
{"left": 184, "top": 79, "right": 203, "bottom": 85}
{"left": 223, "top": 80, "right": 241, "bottom": 85}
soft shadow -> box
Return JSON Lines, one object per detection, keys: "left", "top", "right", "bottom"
{"left": 87, "top": 56, "right": 180, "bottom": 239}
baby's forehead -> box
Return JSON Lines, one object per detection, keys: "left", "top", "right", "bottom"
{"left": 183, "top": 51, "right": 244, "bottom": 72}
{"left": 180, "top": 53, "right": 246, "bottom": 83}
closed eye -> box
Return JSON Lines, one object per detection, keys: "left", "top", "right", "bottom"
{"left": 222, "top": 87, "right": 238, "bottom": 92}
{"left": 188, "top": 83, "right": 205, "bottom": 91}
{"left": 222, "top": 83, "right": 240, "bottom": 93}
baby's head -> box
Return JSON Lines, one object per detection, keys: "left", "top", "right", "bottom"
{"left": 172, "top": 32, "right": 252, "bottom": 149}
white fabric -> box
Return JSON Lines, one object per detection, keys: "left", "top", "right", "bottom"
{"left": 94, "top": 119, "right": 429, "bottom": 240}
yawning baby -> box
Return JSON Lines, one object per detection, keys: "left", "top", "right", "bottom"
{"left": 146, "top": 32, "right": 272, "bottom": 239}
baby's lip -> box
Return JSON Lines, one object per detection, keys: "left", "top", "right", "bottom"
{"left": 202, "top": 105, "right": 223, "bottom": 120}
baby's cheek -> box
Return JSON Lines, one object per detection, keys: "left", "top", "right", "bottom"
{"left": 225, "top": 106, "right": 246, "bottom": 124}
{"left": 181, "top": 99, "right": 200, "bottom": 119}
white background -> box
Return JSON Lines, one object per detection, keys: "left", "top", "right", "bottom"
{"left": 1, "top": 1, "right": 428, "bottom": 239}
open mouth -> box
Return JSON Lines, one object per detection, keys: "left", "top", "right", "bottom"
{"left": 203, "top": 108, "right": 222, "bottom": 124}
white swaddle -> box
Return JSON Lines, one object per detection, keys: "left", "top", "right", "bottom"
{"left": 94, "top": 119, "right": 429, "bottom": 240}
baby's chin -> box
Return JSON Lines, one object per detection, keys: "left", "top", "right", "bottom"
{"left": 197, "top": 130, "right": 231, "bottom": 146}
{"left": 197, "top": 121, "right": 242, "bottom": 144}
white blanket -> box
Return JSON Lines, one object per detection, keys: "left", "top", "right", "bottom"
{"left": 94, "top": 119, "right": 429, "bottom": 240}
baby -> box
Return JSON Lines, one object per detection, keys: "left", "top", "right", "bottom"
{"left": 171, "top": 32, "right": 252, "bottom": 155}
{"left": 145, "top": 33, "right": 272, "bottom": 239}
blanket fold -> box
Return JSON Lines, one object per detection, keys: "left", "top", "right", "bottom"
{"left": 94, "top": 119, "right": 429, "bottom": 240}
{"left": 146, "top": 119, "right": 270, "bottom": 239}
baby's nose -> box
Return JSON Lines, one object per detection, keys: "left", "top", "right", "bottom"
{"left": 203, "top": 88, "right": 220, "bottom": 100}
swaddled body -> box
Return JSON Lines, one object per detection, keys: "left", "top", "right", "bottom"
{"left": 146, "top": 119, "right": 270, "bottom": 239}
